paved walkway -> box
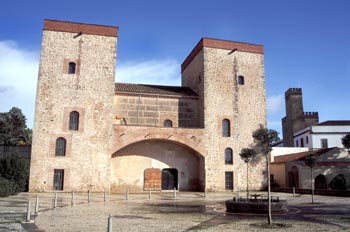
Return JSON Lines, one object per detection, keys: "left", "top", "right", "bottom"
{"left": 1, "top": 191, "right": 350, "bottom": 231}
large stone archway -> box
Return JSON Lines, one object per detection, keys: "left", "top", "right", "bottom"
{"left": 110, "top": 139, "right": 205, "bottom": 192}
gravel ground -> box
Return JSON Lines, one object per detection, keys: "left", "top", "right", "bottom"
{"left": 1, "top": 192, "right": 350, "bottom": 231}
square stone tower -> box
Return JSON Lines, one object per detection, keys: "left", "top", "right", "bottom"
{"left": 29, "top": 20, "right": 118, "bottom": 192}
{"left": 181, "top": 38, "right": 266, "bottom": 191}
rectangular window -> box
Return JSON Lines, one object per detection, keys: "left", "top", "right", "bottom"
{"left": 321, "top": 139, "right": 328, "bottom": 148}
{"left": 53, "top": 169, "right": 64, "bottom": 191}
{"left": 300, "top": 138, "right": 304, "bottom": 147}
{"left": 225, "top": 172, "right": 234, "bottom": 190}
{"left": 295, "top": 140, "right": 299, "bottom": 147}
{"left": 306, "top": 136, "right": 309, "bottom": 144}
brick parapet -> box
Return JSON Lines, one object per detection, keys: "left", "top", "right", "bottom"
{"left": 181, "top": 38, "right": 264, "bottom": 72}
{"left": 44, "top": 19, "right": 118, "bottom": 37}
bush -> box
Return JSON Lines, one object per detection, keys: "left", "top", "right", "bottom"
{"left": 0, "top": 177, "right": 16, "bottom": 197}
{"left": 0, "top": 153, "right": 29, "bottom": 196}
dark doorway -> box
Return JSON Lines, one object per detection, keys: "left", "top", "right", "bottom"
{"left": 162, "top": 168, "right": 178, "bottom": 190}
{"left": 53, "top": 169, "right": 64, "bottom": 191}
{"left": 225, "top": 172, "right": 234, "bottom": 190}
{"left": 288, "top": 166, "right": 299, "bottom": 188}
{"left": 315, "top": 174, "right": 327, "bottom": 190}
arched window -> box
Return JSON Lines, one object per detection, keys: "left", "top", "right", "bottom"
{"left": 222, "top": 119, "right": 230, "bottom": 137}
{"left": 69, "top": 111, "right": 79, "bottom": 130}
{"left": 225, "top": 148, "right": 233, "bottom": 164}
{"left": 238, "top": 75, "right": 244, "bottom": 85}
{"left": 163, "top": 119, "right": 173, "bottom": 128}
{"left": 55, "top": 137, "right": 66, "bottom": 156}
{"left": 68, "top": 62, "right": 76, "bottom": 74}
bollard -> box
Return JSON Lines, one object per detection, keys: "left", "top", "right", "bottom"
{"left": 126, "top": 189, "right": 129, "bottom": 200}
{"left": 35, "top": 195, "right": 39, "bottom": 215}
{"left": 54, "top": 192, "right": 58, "bottom": 209}
{"left": 26, "top": 200, "right": 31, "bottom": 222}
{"left": 88, "top": 190, "right": 91, "bottom": 203}
{"left": 173, "top": 187, "right": 176, "bottom": 199}
{"left": 104, "top": 190, "right": 107, "bottom": 202}
{"left": 204, "top": 190, "right": 206, "bottom": 198}
{"left": 149, "top": 189, "right": 151, "bottom": 199}
{"left": 107, "top": 214, "right": 112, "bottom": 232}
{"left": 237, "top": 187, "right": 240, "bottom": 198}
{"left": 293, "top": 187, "right": 295, "bottom": 197}
{"left": 71, "top": 191, "right": 75, "bottom": 206}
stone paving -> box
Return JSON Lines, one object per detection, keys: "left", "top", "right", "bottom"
{"left": 1, "top": 191, "right": 350, "bottom": 231}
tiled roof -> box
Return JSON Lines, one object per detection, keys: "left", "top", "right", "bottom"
{"left": 115, "top": 83, "right": 198, "bottom": 97}
{"left": 318, "top": 120, "right": 350, "bottom": 126}
{"left": 272, "top": 148, "right": 334, "bottom": 164}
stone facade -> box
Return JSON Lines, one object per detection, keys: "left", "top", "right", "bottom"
{"left": 29, "top": 20, "right": 267, "bottom": 193}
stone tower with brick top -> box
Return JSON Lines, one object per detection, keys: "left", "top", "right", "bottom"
{"left": 29, "top": 20, "right": 118, "bottom": 192}
{"left": 181, "top": 38, "right": 267, "bottom": 191}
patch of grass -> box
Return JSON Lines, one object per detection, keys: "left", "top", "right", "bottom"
{"left": 250, "top": 222, "right": 292, "bottom": 229}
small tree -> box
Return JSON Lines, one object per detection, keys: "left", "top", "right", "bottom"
{"left": 0, "top": 107, "right": 28, "bottom": 146}
{"left": 342, "top": 133, "right": 350, "bottom": 151}
{"left": 239, "top": 148, "right": 257, "bottom": 198}
{"left": 305, "top": 153, "right": 317, "bottom": 204}
{"left": 252, "top": 126, "right": 280, "bottom": 225}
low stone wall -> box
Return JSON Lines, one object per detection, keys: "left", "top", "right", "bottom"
{"left": 272, "top": 187, "right": 350, "bottom": 197}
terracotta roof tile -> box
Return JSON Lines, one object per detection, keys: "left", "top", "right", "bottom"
{"left": 115, "top": 83, "right": 198, "bottom": 97}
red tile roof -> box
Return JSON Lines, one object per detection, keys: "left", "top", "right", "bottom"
{"left": 272, "top": 148, "right": 334, "bottom": 163}
{"left": 115, "top": 83, "right": 198, "bottom": 97}
{"left": 318, "top": 120, "right": 350, "bottom": 126}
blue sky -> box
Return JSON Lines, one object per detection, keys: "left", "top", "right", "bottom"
{"left": 1, "top": 0, "right": 349, "bottom": 136}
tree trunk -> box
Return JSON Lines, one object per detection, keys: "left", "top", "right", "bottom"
{"left": 246, "top": 163, "right": 249, "bottom": 198}
{"left": 311, "top": 167, "right": 314, "bottom": 204}
{"left": 267, "top": 154, "right": 272, "bottom": 224}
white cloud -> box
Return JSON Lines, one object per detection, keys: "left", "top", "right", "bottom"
{"left": 116, "top": 59, "right": 181, "bottom": 86}
{"left": 267, "top": 94, "right": 284, "bottom": 114}
{"left": 0, "top": 40, "right": 39, "bottom": 128}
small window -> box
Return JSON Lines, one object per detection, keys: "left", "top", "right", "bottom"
{"left": 163, "top": 119, "right": 173, "bottom": 127}
{"left": 225, "top": 172, "right": 234, "bottom": 190}
{"left": 222, "top": 119, "right": 230, "bottom": 137}
{"left": 68, "top": 62, "right": 76, "bottom": 74}
{"left": 238, "top": 75, "right": 245, "bottom": 85}
{"left": 69, "top": 111, "right": 79, "bottom": 130}
{"left": 225, "top": 148, "right": 233, "bottom": 164}
{"left": 55, "top": 137, "right": 66, "bottom": 156}
{"left": 53, "top": 169, "right": 64, "bottom": 191}
{"left": 321, "top": 139, "right": 328, "bottom": 148}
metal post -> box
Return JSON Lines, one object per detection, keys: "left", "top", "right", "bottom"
{"left": 107, "top": 214, "right": 112, "bottom": 232}
{"left": 237, "top": 187, "right": 240, "bottom": 199}
{"left": 104, "top": 190, "right": 106, "bottom": 202}
{"left": 35, "top": 195, "right": 39, "bottom": 215}
{"left": 204, "top": 190, "right": 206, "bottom": 198}
{"left": 293, "top": 187, "right": 295, "bottom": 197}
{"left": 173, "top": 187, "right": 176, "bottom": 199}
{"left": 26, "top": 200, "right": 31, "bottom": 222}
{"left": 54, "top": 192, "right": 58, "bottom": 208}
{"left": 126, "top": 189, "right": 129, "bottom": 200}
{"left": 71, "top": 191, "right": 75, "bottom": 206}
{"left": 149, "top": 189, "right": 151, "bottom": 199}
{"left": 88, "top": 190, "right": 91, "bottom": 203}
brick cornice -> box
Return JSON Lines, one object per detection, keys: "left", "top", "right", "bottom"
{"left": 44, "top": 19, "right": 118, "bottom": 37}
{"left": 181, "top": 38, "right": 264, "bottom": 72}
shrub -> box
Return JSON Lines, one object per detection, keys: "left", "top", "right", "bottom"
{"left": 0, "top": 177, "right": 16, "bottom": 197}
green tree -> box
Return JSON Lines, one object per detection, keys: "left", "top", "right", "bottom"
{"left": 342, "top": 133, "right": 350, "bottom": 151}
{"left": 252, "top": 126, "right": 280, "bottom": 225}
{"left": 0, "top": 153, "right": 29, "bottom": 195}
{"left": 239, "top": 148, "right": 257, "bottom": 198}
{"left": 0, "top": 107, "right": 28, "bottom": 146}
{"left": 305, "top": 153, "right": 317, "bottom": 204}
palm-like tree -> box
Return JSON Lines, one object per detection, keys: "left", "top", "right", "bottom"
{"left": 239, "top": 148, "right": 257, "bottom": 198}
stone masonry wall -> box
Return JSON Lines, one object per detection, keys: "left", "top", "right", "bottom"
{"left": 113, "top": 95, "right": 199, "bottom": 128}
{"left": 29, "top": 23, "right": 117, "bottom": 192}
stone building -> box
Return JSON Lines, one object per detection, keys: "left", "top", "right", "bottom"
{"left": 29, "top": 19, "right": 267, "bottom": 192}
{"left": 282, "top": 88, "right": 319, "bottom": 147}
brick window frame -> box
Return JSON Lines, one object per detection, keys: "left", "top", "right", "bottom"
{"left": 218, "top": 116, "right": 234, "bottom": 137}
{"left": 63, "top": 58, "right": 80, "bottom": 75}
{"left": 160, "top": 114, "right": 178, "bottom": 128}
{"left": 63, "top": 107, "right": 85, "bottom": 132}
{"left": 50, "top": 134, "right": 72, "bottom": 157}
{"left": 47, "top": 168, "right": 70, "bottom": 191}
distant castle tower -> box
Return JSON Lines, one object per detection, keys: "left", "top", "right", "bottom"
{"left": 282, "top": 88, "right": 319, "bottom": 147}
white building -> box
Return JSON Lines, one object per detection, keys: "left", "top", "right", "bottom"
{"left": 293, "top": 120, "right": 350, "bottom": 149}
